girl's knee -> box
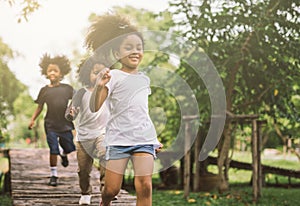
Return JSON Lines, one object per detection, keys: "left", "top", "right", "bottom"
{"left": 103, "top": 186, "right": 119, "bottom": 197}
{"left": 135, "top": 178, "right": 152, "bottom": 191}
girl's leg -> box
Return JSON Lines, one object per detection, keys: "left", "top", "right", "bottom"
{"left": 101, "top": 158, "right": 129, "bottom": 206}
{"left": 131, "top": 153, "right": 154, "bottom": 206}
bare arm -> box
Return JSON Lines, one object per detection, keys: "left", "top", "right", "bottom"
{"left": 65, "top": 103, "right": 80, "bottom": 121}
{"left": 90, "top": 85, "right": 108, "bottom": 112}
{"left": 89, "top": 68, "right": 111, "bottom": 112}
{"left": 28, "top": 104, "right": 44, "bottom": 129}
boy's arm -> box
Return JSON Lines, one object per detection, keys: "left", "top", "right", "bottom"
{"left": 28, "top": 104, "right": 44, "bottom": 129}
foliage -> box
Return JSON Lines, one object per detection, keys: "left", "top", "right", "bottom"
{"left": 2, "top": 0, "right": 41, "bottom": 22}
{"left": 9, "top": 91, "right": 45, "bottom": 145}
{"left": 0, "top": 38, "right": 27, "bottom": 144}
{"left": 166, "top": 0, "right": 300, "bottom": 188}
{"left": 169, "top": 0, "right": 300, "bottom": 120}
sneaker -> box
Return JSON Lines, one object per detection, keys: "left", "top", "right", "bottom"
{"left": 79, "top": 195, "right": 91, "bottom": 205}
{"left": 48, "top": 176, "right": 58, "bottom": 186}
{"left": 60, "top": 155, "right": 69, "bottom": 167}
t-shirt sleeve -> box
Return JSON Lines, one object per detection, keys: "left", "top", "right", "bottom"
{"left": 72, "top": 88, "right": 86, "bottom": 108}
{"left": 34, "top": 87, "right": 46, "bottom": 104}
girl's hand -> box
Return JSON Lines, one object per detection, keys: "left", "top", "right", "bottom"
{"left": 96, "top": 68, "right": 111, "bottom": 87}
{"left": 155, "top": 142, "right": 163, "bottom": 153}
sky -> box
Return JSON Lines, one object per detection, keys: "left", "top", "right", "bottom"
{"left": 0, "top": 0, "right": 170, "bottom": 98}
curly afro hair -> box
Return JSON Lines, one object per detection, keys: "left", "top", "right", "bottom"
{"left": 39, "top": 53, "right": 72, "bottom": 78}
{"left": 85, "top": 13, "right": 144, "bottom": 62}
{"left": 77, "top": 54, "right": 108, "bottom": 87}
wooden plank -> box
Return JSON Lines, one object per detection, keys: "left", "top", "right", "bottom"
{"left": 252, "top": 119, "right": 258, "bottom": 203}
{"left": 9, "top": 148, "right": 136, "bottom": 205}
{"left": 207, "top": 156, "right": 300, "bottom": 178}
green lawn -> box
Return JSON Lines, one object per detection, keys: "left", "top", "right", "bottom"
{"left": 150, "top": 151, "right": 300, "bottom": 205}
{"left": 152, "top": 186, "right": 300, "bottom": 206}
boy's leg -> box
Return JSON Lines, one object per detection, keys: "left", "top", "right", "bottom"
{"left": 101, "top": 158, "right": 128, "bottom": 206}
{"left": 58, "top": 131, "right": 76, "bottom": 154}
{"left": 131, "top": 153, "right": 154, "bottom": 206}
{"left": 49, "top": 154, "right": 58, "bottom": 167}
{"left": 46, "top": 131, "right": 60, "bottom": 186}
{"left": 46, "top": 131, "right": 60, "bottom": 167}
{"left": 58, "top": 131, "right": 76, "bottom": 167}
{"left": 76, "top": 141, "right": 94, "bottom": 195}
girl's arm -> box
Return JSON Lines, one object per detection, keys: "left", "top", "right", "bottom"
{"left": 28, "top": 104, "right": 44, "bottom": 129}
{"left": 90, "top": 85, "right": 108, "bottom": 112}
{"left": 89, "top": 68, "right": 110, "bottom": 112}
{"left": 65, "top": 88, "right": 86, "bottom": 121}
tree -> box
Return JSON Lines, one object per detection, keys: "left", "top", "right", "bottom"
{"left": 0, "top": 38, "right": 27, "bottom": 144}
{"left": 1, "top": 0, "right": 41, "bottom": 22}
{"left": 169, "top": 0, "right": 300, "bottom": 191}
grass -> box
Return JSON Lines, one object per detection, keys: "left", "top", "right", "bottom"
{"left": 0, "top": 157, "right": 11, "bottom": 206}
{"left": 0, "top": 195, "right": 12, "bottom": 206}
{"left": 152, "top": 186, "right": 300, "bottom": 206}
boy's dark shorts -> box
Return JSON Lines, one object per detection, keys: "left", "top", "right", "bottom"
{"left": 46, "top": 131, "right": 75, "bottom": 154}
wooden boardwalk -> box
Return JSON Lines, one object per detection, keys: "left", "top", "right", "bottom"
{"left": 9, "top": 148, "right": 136, "bottom": 206}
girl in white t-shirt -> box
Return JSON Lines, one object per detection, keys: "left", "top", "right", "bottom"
{"left": 86, "top": 14, "right": 162, "bottom": 206}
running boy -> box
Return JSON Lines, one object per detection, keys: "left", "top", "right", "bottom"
{"left": 28, "top": 53, "right": 76, "bottom": 187}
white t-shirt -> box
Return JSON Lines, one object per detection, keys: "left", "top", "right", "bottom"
{"left": 104, "top": 69, "right": 159, "bottom": 147}
{"left": 75, "top": 88, "right": 109, "bottom": 141}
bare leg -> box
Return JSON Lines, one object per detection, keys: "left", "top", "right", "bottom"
{"left": 101, "top": 158, "right": 129, "bottom": 206}
{"left": 50, "top": 154, "right": 57, "bottom": 167}
{"left": 131, "top": 153, "right": 154, "bottom": 206}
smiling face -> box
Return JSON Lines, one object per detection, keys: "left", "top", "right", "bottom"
{"left": 116, "top": 34, "right": 144, "bottom": 72}
{"left": 46, "top": 64, "right": 62, "bottom": 85}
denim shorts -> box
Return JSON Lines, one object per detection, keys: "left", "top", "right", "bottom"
{"left": 46, "top": 131, "right": 76, "bottom": 155}
{"left": 105, "top": 144, "right": 156, "bottom": 160}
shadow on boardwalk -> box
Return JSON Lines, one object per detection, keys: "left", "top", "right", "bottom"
{"left": 9, "top": 148, "right": 136, "bottom": 206}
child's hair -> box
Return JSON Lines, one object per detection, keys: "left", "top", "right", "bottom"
{"left": 85, "top": 13, "right": 144, "bottom": 63}
{"left": 77, "top": 55, "right": 108, "bottom": 87}
{"left": 39, "top": 53, "right": 72, "bottom": 77}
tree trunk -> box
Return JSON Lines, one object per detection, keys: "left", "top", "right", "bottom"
{"left": 217, "top": 123, "right": 232, "bottom": 192}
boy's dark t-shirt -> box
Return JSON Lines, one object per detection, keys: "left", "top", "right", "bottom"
{"left": 35, "top": 83, "right": 75, "bottom": 133}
